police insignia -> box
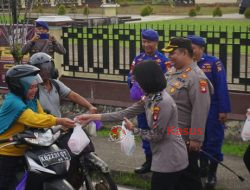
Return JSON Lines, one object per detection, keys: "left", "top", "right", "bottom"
{"left": 153, "top": 106, "right": 160, "bottom": 121}
{"left": 156, "top": 59, "right": 161, "bottom": 63}
{"left": 170, "top": 87, "right": 176, "bottom": 94}
{"left": 199, "top": 80, "right": 208, "bottom": 93}
{"left": 174, "top": 82, "right": 181, "bottom": 88}
{"left": 182, "top": 73, "right": 187, "bottom": 78}
{"left": 216, "top": 62, "right": 222, "bottom": 72}
{"left": 185, "top": 67, "right": 192, "bottom": 72}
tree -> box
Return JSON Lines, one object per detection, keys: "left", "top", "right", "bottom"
{"left": 0, "top": 0, "right": 34, "bottom": 64}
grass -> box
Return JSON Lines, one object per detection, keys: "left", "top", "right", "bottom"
{"left": 222, "top": 140, "right": 249, "bottom": 157}
{"left": 30, "top": 4, "right": 239, "bottom": 16}
{"left": 98, "top": 127, "right": 249, "bottom": 157}
{"left": 112, "top": 171, "right": 151, "bottom": 190}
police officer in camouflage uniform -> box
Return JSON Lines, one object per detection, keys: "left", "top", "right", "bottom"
{"left": 162, "top": 37, "right": 213, "bottom": 190}
{"left": 128, "top": 29, "right": 168, "bottom": 174}
{"left": 188, "top": 35, "right": 231, "bottom": 190}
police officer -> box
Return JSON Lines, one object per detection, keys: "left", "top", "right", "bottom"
{"left": 76, "top": 60, "right": 189, "bottom": 190}
{"left": 162, "top": 37, "right": 213, "bottom": 190}
{"left": 188, "top": 35, "right": 231, "bottom": 189}
{"left": 128, "top": 29, "right": 168, "bottom": 174}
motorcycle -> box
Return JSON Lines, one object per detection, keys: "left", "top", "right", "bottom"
{"left": 0, "top": 124, "right": 117, "bottom": 190}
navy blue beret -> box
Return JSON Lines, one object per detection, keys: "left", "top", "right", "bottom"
{"left": 187, "top": 35, "right": 206, "bottom": 46}
{"left": 141, "top": 29, "right": 159, "bottom": 41}
{"left": 36, "top": 21, "right": 49, "bottom": 31}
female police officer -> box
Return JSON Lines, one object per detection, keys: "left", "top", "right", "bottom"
{"left": 76, "top": 60, "right": 188, "bottom": 190}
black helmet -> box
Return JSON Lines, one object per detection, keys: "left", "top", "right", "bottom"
{"left": 6, "top": 64, "right": 41, "bottom": 97}
{"left": 28, "top": 52, "right": 58, "bottom": 79}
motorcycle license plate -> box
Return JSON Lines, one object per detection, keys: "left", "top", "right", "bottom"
{"left": 38, "top": 149, "right": 71, "bottom": 167}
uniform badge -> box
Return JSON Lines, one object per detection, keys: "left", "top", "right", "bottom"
{"left": 170, "top": 87, "right": 176, "bottom": 94}
{"left": 174, "top": 82, "right": 181, "bottom": 88}
{"left": 156, "top": 59, "right": 161, "bottom": 63}
{"left": 182, "top": 73, "right": 187, "bottom": 78}
{"left": 216, "top": 61, "right": 222, "bottom": 72}
{"left": 199, "top": 80, "right": 208, "bottom": 93}
{"left": 153, "top": 106, "right": 160, "bottom": 121}
{"left": 185, "top": 67, "right": 192, "bottom": 72}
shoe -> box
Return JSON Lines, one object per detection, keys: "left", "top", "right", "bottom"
{"left": 205, "top": 175, "right": 217, "bottom": 190}
{"left": 134, "top": 155, "right": 152, "bottom": 174}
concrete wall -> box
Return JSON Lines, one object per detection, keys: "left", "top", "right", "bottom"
{"left": 196, "top": 0, "right": 238, "bottom": 4}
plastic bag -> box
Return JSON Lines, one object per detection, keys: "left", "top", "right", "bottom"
{"left": 85, "top": 121, "right": 97, "bottom": 137}
{"left": 68, "top": 123, "right": 90, "bottom": 155}
{"left": 130, "top": 81, "right": 144, "bottom": 101}
{"left": 241, "top": 115, "right": 250, "bottom": 141}
{"left": 120, "top": 121, "right": 136, "bottom": 156}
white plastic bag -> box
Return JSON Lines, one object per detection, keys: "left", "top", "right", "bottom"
{"left": 68, "top": 123, "right": 90, "bottom": 155}
{"left": 120, "top": 121, "right": 136, "bottom": 156}
{"left": 241, "top": 116, "right": 250, "bottom": 141}
{"left": 85, "top": 121, "right": 97, "bottom": 137}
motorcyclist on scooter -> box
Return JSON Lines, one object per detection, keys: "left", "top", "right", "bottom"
{"left": 0, "top": 64, "right": 75, "bottom": 190}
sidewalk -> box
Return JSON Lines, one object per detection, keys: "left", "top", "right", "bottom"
{"left": 92, "top": 136, "right": 250, "bottom": 190}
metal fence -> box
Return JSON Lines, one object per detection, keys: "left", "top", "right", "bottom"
{"left": 62, "top": 24, "right": 250, "bottom": 92}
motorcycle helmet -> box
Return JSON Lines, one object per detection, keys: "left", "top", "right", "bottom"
{"left": 6, "top": 64, "right": 42, "bottom": 97}
{"left": 28, "top": 52, "right": 58, "bottom": 79}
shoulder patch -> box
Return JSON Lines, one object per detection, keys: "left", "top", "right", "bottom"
{"left": 185, "top": 67, "right": 192, "bottom": 72}
{"left": 216, "top": 61, "right": 222, "bottom": 72}
{"left": 199, "top": 80, "right": 208, "bottom": 93}
{"left": 152, "top": 106, "right": 160, "bottom": 122}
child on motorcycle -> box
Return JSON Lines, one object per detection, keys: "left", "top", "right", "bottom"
{"left": 0, "top": 64, "right": 75, "bottom": 190}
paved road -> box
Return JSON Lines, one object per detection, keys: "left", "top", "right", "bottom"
{"left": 93, "top": 136, "right": 250, "bottom": 190}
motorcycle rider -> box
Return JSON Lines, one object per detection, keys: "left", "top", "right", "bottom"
{"left": 0, "top": 64, "right": 75, "bottom": 190}
{"left": 27, "top": 52, "right": 97, "bottom": 189}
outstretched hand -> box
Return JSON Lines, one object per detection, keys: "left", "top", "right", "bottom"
{"left": 123, "top": 117, "right": 134, "bottom": 131}
{"left": 74, "top": 114, "right": 98, "bottom": 124}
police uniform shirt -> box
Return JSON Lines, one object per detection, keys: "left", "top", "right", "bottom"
{"left": 165, "top": 62, "right": 213, "bottom": 142}
{"left": 101, "top": 91, "right": 188, "bottom": 173}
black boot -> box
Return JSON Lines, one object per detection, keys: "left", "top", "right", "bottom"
{"left": 200, "top": 158, "right": 209, "bottom": 178}
{"left": 134, "top": 154, "right": 152, "bottom": 174}
{"left": 205, "top": 162, "right": 218, "bottom": 190}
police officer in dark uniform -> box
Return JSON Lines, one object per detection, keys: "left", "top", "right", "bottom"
{"left": 162, "top": 37, "right": 213, "bottom": 190}
{"left": 188, "top": 35, "right": 231, "bottom": 190}
{"left": 128, "top": 29, "right": 168, "bottom": 174}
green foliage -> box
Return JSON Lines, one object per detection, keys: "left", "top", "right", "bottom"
{"left": 189, "top": 8, "right": 197, "bottom": 17}
{"left": 57, "top": 4, "right": 66, "bottom": 15}
{"left": 213, "top": 6, "right": 222, "bottom": 17}
{"left": 11, "top": 44, "right": 24, "bottom": 64}
{"left": 140, "top": 5, "right": 153, "bottom": 17}
{"left": 244, "top": 8, "right": 250, "bottom": 19}
{"left": 195, "top": 4, "right": 201, "bottom": 12}
{"left": 83, "top": 5, "right": 90, "bottom": 16}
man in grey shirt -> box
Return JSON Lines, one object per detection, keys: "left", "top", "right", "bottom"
{"left": 28, "top": 52, "right": 97, "bottom": 117}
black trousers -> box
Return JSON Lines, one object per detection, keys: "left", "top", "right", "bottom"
{"left": 151, "top": 170, "right": 183, "bottom": 190}
{"left": 176, "top": 151, "right": 203, "bottom": 190}
{"left": 0, "top": 155, "right": 24, "bottom": 190}
{"left": 243, "top": 145, "right": 250, "bottom": 173}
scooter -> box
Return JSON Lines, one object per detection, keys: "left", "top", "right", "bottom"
{"left": 0, "top": 125, "right": 74, "bottom": 190}
{"left": 0, "top": 124, "right": 118, "bottom": 190}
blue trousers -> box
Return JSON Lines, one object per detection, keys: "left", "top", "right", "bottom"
{"left": 137, "top": 112, "right": 152, "bottom": 156}
{"left": 201, "top": 104, "right": 224, "bottom": 161}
